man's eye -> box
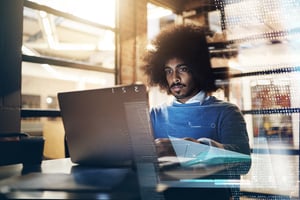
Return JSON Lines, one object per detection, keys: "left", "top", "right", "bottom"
{"left": 178, "top": 66, "right": 188, "bottom": 73}
{"left": 164, "top": 68, "right": 172, "bottom": 75}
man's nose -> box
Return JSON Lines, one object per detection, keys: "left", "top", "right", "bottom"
{"left": 172, "top": 71, "right": 180, "bottom": 83}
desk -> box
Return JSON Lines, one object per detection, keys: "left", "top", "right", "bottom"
{"left": 1, "top": 156, "right": 297, "bottom": 199}
{"left": 0, "top": 158, "right": 246, "bottom": 200}
{"left": 0, "top": 158, "right": 141, "bottom": 199}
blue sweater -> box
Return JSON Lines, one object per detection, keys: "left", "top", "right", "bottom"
{"left": 150, "top": 96, "right": 250, "bottom": 155}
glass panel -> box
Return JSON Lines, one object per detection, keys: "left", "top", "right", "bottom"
{"left": 208, "top": 1, "right": 300, "bottom": 197}
{"left": 223, "top": 0, "right": 300, "bottom": 41}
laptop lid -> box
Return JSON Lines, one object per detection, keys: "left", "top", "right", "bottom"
{"left": 58, "top": 84, "right": 166, "bottom": 199}
{"left": 58, "top": 84, "right": 149, "bottom": 167}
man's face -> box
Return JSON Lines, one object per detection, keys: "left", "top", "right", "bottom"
{"left": 164, "top": 57, "right": 200, "bottom": 103}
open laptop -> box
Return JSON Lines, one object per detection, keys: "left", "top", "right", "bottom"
{"left": 58, "top": 83, "right": 167, "bottom": 199}
{"left": 58, "top": 84, "right": 250, "bottom": 198}
{"left": 58, "top": 84, "right": 150, "bottom": 167}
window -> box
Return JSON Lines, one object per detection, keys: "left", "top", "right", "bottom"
{"left": 22, "top": 0, "right": 117, "bottom": 110}
{"left": 21, "top": 0, "right": 117, "bottom": 159}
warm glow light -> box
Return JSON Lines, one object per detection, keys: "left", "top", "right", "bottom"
{"left": 46, "top": 97, "right": 53, "bottom": 104}
{"left": 39, "top": 10, "right": 47, "bottom": 18}
{"left": 97, "top": 32, "right": 115, "bottom": 51}
{"left": 146, "top": 44, "right": 156, "bottom": 51}
{"left": 228, "top": 59, "right": 242, "bottom": 71}
{"left": 40, "top": 64, "right": 107, "bottom": 85}
{"left": 147, "top": 3, "right": 173, "bottom": 19}
{"left": 29, "top": 0, "right": 115, "bottom": 27}
{"left": 22, "top": 46, "right": 37, "bottom": 56}
{"left": 30, "top": 0, "right": 116, "bottom": 51}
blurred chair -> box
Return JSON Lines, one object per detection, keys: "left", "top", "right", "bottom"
{"left": 0, "top": 132, "right": 44, "bottom": 166}
{"left": 43, "top": 120, "right": 66, "bottom": 159}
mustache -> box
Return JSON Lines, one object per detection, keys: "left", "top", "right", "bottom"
{"left": 170, "top": 82, "right": 185, "bottom": 88}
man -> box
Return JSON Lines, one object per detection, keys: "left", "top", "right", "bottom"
{"left": 141, "top": 24, "right": 251, "bottom": 199}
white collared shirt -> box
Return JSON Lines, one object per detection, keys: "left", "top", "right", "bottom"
{"left": 173, "top": 90, "right": 210, "bottom": 105}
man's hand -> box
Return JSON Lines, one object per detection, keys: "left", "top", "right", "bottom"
{"left": 197, "top": 137, "right": 224, "bottom": 149}
{"left": 155, "top": 137, "right": 224, "bottom": 157}
{"left": 180, "top": 137, "right": 224, "bottom": 149}
{"left": 155, "top": 138, "right": 176, "bottom": 157}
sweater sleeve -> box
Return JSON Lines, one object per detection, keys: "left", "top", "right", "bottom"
{"left": 217, "top": 104, "right": 252, "bottom": 175}
{"left": 218, "top": 104, "right": 251, "bottom": 155}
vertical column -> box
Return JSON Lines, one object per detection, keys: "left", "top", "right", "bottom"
{"left": 117, "top": 0, "right": 148, "bottom": 84}
{"left": 0, "top": 0, "right": 23, "bottom": 133}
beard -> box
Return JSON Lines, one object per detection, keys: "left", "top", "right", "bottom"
{"left": 174, "top": 89, "right": 194, "bottom": 100}
{"left": 169, "top": 83, "right": 199, "bottom": 100}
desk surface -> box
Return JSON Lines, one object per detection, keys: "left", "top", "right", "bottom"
{"left": 1, "top": 154, "right": 298, "bottom": 199}
{"left": 0, "top": 158, "right": 141, "bottom": 199}
{"left": 0, "top": 158, "right": 244, "bottom": 200}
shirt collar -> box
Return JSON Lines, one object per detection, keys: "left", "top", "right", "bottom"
{"left": 173, "top": 90, "right": 209, "bottom": 105}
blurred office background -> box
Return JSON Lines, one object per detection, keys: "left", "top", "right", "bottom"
{"left": 0, "top": 0, "right": 299, "bottom": 199}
